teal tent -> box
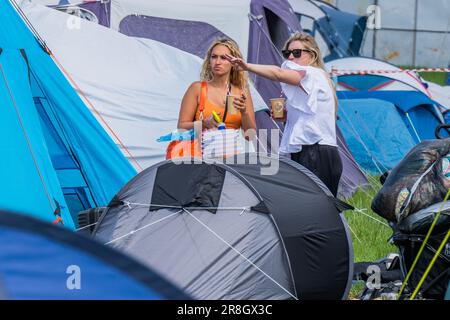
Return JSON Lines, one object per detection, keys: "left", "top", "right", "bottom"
{"left": 337, "top": 98, "right": 417, "bottom": 174}
{"left": 0, "top": 0, "right": 136, "bottom": 229}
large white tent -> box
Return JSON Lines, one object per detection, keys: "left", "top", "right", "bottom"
{"left": 108, "top": 0, "right": 254, "bottom": 57}
{"left": 20, "top": 1, "right": 266, "bottom": 170}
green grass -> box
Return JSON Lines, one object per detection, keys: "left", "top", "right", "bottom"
{"left": 343, "top": 176, "right": 398, "bottom": 299}
{"left": 419, "top": 72, "right": 447, "bottom": 86}
{"left": 400, "top": 65, "right": 448, "bottom": 86}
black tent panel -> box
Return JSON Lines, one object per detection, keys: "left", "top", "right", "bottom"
{"left": 150, "top": 162, "right": 226, "bottom": 213}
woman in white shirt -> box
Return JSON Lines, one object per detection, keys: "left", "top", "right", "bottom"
{"left": 225, "top": 32, "right": 342, "bottom": 196}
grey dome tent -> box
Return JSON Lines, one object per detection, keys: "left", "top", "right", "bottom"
{"left": 93, "top": 154, "right": 354, "bottom": 300}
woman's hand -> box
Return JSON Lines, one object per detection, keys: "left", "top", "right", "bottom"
{"left": 202, "top": 116, "right": 218, "bottom": 130}
{"left": 224, "top": 54, "right": 249, "bottom": 71}
{"left": 270, "top": 107, "right": 288, "bottom": 123}
{"left": 233, "top": 92, "right": 247, "bottom": 114}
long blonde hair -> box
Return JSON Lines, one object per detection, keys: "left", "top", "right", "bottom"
{"left": 200, "top": 38, "right": 248, "bottom": 89}
{"left": 283, "top": 32, "right": 327, "bottom": 71}
{"left": 283, "top": 32, "right": 338, "bottom": 115}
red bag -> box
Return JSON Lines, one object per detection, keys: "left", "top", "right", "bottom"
{"left": 166, "top": 82, "right": 206, "bottom": 160}
{"left": 165, "top": 139, "right": 202, "bottom": 160}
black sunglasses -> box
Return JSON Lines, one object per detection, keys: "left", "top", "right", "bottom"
{"left": 281, "top": 49, "right": 311, "bottom": 59}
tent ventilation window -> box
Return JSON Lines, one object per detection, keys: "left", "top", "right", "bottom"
{"left": 264, "top": 8, "right": 290, "bottom": 51}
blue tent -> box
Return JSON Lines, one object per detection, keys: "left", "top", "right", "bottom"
{"left": 0, "top": 210, "right": 188, "bottom": 299}
{"left": 447, "top": 62, "right": 450, "bottom": 85}
{"left": 290, "top": 0, "right": 367, "bottom": 61}
{"left": 338, "top": 91, "right": 446, "bottom": 141}
{"left": 337, "top": 91, "right": 447, "bottom": 173}
{"left": 0, "top": 0, "right": 135, "bottom": 229}
{"left": 446, "top": 281, "right": 450, "bottom": 300}
{"left": 338, "top": 99, "right": 416, "bottom": 173}
{"left": 314, "top": 1, "right": 367, "bottom": 60}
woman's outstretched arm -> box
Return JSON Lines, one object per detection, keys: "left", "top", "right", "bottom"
{"left": 225, "top": 54, "right": 305, "bottom": 86}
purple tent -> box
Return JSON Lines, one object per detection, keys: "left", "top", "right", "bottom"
{"left": 41, "top": 0, "right": 368, "bottom": 197}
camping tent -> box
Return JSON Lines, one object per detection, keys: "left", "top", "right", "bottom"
{"left": 326, "top": 57, "right": 449, "bottom": 173}
{"left": 446, "top": 281, "right": 450, "bottom": 300}
{"left": 338, "top": 91, "right": 446, "bottom": 143}
{"left": 21, "top": 1, "right": 266, "bottom": 169}
{"left": 326, "top": 56, "right": 450, "bottom": 111}
{"left": 0, "top": 210, "right": 188, "bottom": 299}
{"left": 288, "top": 0, "right": 367, "bottom": 61}
{"left": 23, "top": 1, "right": 368, "bottom": 198}
{"left": 337, "top": 90, "right": 447, "bottom": 173}
{"left": 325, "top": 56, "right": 431, "bottom": 96}
{"left": 337, "top": 98, "right": 417, "bottom": 173}
{"left": 31, "top": 0, "right": 301, "bottom": 106}
{"left": 0, "top": 0, "right": 135, "bottom": 228}
{"left": 93, "top": 154, "right": 354, "bottom": 300}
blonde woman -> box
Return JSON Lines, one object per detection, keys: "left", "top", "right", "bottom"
{"left": 226, "top": 32, "right": 342, "bottom": 196}
{"left": 177, "top": 38, "right": 256, "bottom": 132}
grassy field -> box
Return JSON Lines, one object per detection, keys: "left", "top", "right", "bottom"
{"left": 419, "top": 71, "right": 448, "bottom": 86}
{"left": 343, "top": 176, "right": 398, "bottom": 299}
{"left": 401, "top": 65, "right": 448, "bottom": 86}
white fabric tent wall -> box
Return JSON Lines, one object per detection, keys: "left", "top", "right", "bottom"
{"left": 109, "top": 0, "right": 253, "bottom": 58}
{"left": 29, "top": 0, "right": 254, "bottom": 56}
{"left": 20, "top": 1, "right": 265, "bottom": 170}
{"left": 288, "top": 0, "right": 331, "bottom": 57}
{"left": 325, "top": 57, "right": 431, "bottom": 96}
{"left": 289, "top": 0, "right": 326, "bottom": 19}
{"left": 326, "top": 57, "right": 450, "bottom": 108}
{"left": 427, "top": 82, "right": 450, "bottom": 109}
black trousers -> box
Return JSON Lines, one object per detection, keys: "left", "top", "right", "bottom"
{"left": 290, "top": 144, "right": 343, "bottom": 197}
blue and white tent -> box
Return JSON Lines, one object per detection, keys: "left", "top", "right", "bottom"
{"left": 0, "top": 210, "right": 188, "bottom": 299}
{"left": 327, "top": 57, "right": 448, "bottom": 173}
{"left": 338, "top": 98, "right": 418, "bottom": 173}
{"left": 0, "top": 0, "right": 135, "bottom": 228}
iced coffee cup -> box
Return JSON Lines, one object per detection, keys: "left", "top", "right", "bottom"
{"left": 226, "top": 95, "right": 238, "bottom": 115}
{"left": 270, "top": 98, "right": 286, "bottom": 119}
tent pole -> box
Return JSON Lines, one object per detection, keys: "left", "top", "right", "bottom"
{"left": 405, "top": 112, "right": 422, "bottom": 143}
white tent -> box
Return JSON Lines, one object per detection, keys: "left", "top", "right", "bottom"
{"left": 30, "top": 0, "right": 264, "bottom": 58}
{"left": 427, "top": 82, "right": 450, "bottom": 110}
{"left": 20, "top": 1, "right": 266, "bottom": 170}
{"left": 325, "top": 56, "right": 450, "bottom": 108}
{"left": 288, "top": 0, "right": 330, "bottom": 57}
{"left": 325, "top": 56, "right": 431, "bottom": 96}
{"left": 108, "top": 0, "right": 254, "bottom": 57}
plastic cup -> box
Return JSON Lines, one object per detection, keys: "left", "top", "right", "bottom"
{"left": 227, "top": 95, "right": 238, "bottom": 115}
{"left": 270, "top": 98, "right": 286, "bottom": 119}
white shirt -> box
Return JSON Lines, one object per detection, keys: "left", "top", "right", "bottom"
{"left": 279, "top": 60, "right": 337, "bottom": 154}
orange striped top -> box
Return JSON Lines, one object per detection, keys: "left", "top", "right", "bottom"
{"left": 195, "top": 81, "right": 242, "bottom": 130}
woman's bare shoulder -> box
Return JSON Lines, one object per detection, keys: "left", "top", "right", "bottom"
{"left": 190, "top": 81, "right": 203, "bottom": 89}
{"left": 183, "top": 81, "right": 202, "bottom": 97}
